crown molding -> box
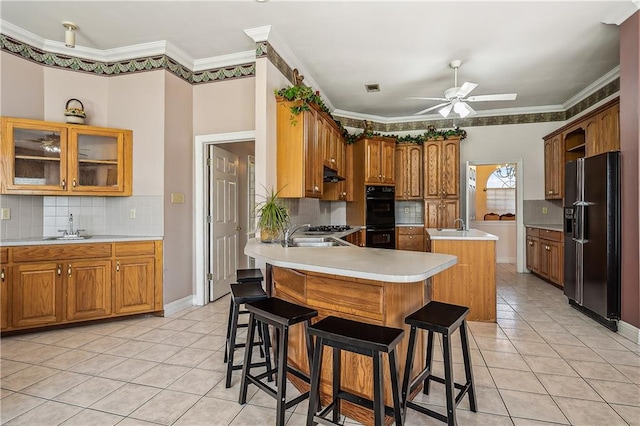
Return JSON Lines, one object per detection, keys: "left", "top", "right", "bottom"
{"left": 601, "top": 1, "right": 640, "bottom": 25}
{"left": 563, "top": 66, "right": 620, "bottom": 110}
{"left": 244, "top": 25, "right": 272, "bottom": 43}
{"left": 194, "top": 50, "right": 255, "bottom": 71}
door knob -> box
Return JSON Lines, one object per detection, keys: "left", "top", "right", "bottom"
{"left": 235, "top": 226, "right": 241, "bottom": 231}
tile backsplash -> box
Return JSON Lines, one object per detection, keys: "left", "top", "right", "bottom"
{"left": 43, "top": 196, "right": 106, "bottom": 237}
{"left": 396, "top": 200, "right": 423, "bottom": 224}
{"left": 0, "top": 195, "right": 44, "bottom": 239}
{"left": 523, "top": 199, "right": 563, "bottom": 224}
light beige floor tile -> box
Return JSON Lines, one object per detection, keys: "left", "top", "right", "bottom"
{"left": 503, "top": 328, "right": 546, "bottom": 343}
{"left": 103, "top": 340, "right": 155, "bottom": 357}
{"left": 98, "top": 358, "right": 158, "bottom": 381}
{"left": 178, "top": 310, "right": 217, "bottom": 322}
{"left": 499, "top": 389, "right": 568, "bottom": 424}
{"left": 41, "top": 349, "right": 96, "bottom": 370}
{"left": 21, "top": 370, "right": 91, "bottom": 399}
{"left": 536, "top": 373, "right": 603, "bottom": 401}
{"left": 163, "top": 347, "right": 215, "bottom": 368}
{"left": 481, "top": 350, "right": 530, "bottom": 371}
{"left": 2, "top": 341, "right": 69, "bottom": 364}
{"left": 497, "top": 318, "right": 531, "bottom": 330}
{"left": 90, "top": 383, "right": 161, "bottom": 416}
{"left": 610, "top": 403, "right": 640, "bottom": 426}
{"left": 68, "top": 353, "right": 126, "bottom": 375}
{"left": 489, "top": 367, "right": 546, "bottom": 394}
{"left": 196, "top": 351, "right": 228, "bottom": 372}
{"left": 567, "top": 359, "right": 632, "bottom": 382}
{"left": 60, "top": 408, "right": 123, "bottom": 426}
{"left": 158, "top": 319, "right": 199, "bottom": 331}
{"left": 174, "top": 396, "right": 243, "bottom": 426}
{"left": 1, "top": 365, "right": 60, "bottom": 391}
{"left": 133, "top": 343, "right": 184, "bottom": 362}
{"left": 107, "top": 325, "right": 155, "bottom": 339}
{"left": 52, "top": 332, "right": 102, "bottom": 349}
{"left": 135, "top": 328, "right": 178, "bottom": 343}
{"left": 206, "top": 372, "right": 258, "bottom": 402}
{"left": 0, "top": 392, "right": 47, "bottom": 423}
{"left": 168, "top": 368, "right": 225, "bottom": 395}
{"left": 474, "top": 336, "right": 519, "bottom": 353}
{"left": 1, "top": 389, "right": 14, "bottom": 398}
{"left": 553, "top": 396, "right": 627, "bottom": 425}
{"left": 550, "top": 344, "right": 606, "bottom": 362}
{"left": 538, "top": 331, "right": 586, "bottom": 347}
{"left": 116, "top": 418, "right": 161, "bottom": 426}
{"left": 511, "top": 419, "right": 569, "bottom": 425}
{"left": 53, "top": 376, "right": 124, "bottom": 407}
{"left": 592, "top": 347, "right": 640, "bottom": 367}
{"left": 131, "top": 363, "right": 191, "bottom": 388}
{"left": 186, "top": 321, "right": 223, "bottom": 334}
{"left": 586, "top": 378, "right": 640, "bottom": 406}
{"left": 18, "top": 329, "right": 77, "bottom": 345}
{"left": 189, "top": 333, "right": 227, "bottom": 351}
{"left": 512, "top": 340, "right": 559, "bottom": 357}
{"left": 0, "top": 359, "right": 30, "bottom": 378}
{"left": 133, "top": 316, "right": 176, "bottom": 328}
{"left": 522, "top": 355, "right": 579, "bottom": 377}
{"left": 577, "top": 334, "right": 630, "bottom": 351}
{"left": 129, "top": 389, "right": 200, "bottom": 425}
{"left": 80, "top": 321, "right": 130, "bottom": 335}
{"left": 614, "top": 363, "right": 640, "bottom": 384}
{"left": 229, "top": 403, "right": 281, "bottom": 426}
{"left": 5, "top": 400, "right": 82, "bottom": 426}
{"left": 162, "top": 331, "right": 206, "bottom": 347}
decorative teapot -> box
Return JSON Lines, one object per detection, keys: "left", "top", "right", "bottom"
{"left": 64, "top": 98, "right": 86, "bottom": 124}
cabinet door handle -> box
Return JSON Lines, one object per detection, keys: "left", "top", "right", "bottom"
{"left": 116, "top": 261, "right": 120, "bottom": 272}
{"left": 68, "top": 264, "right": 72, "bottom": 276}
{"left": 61, "top": 179, "right": 66, "bottom": 189}
{"left": 409, "top": 236, "right": 414, "bottom": 239}
{"left": 1, "top": 268, "right": 4, "bottom": 282}
{"left": 548, "top": 190, "right": 553, "bottom": 194}
{"left": 72, "top": 179, "right": 77, "bottom": 188}
{"left": 57, "top": 264, "right": 62, "bottom": 276}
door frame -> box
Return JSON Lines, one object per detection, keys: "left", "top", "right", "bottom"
{"left": 194, "top": 131, "right": 255, "bottom": 306}
{"left": 465, "top": 159, "right": 525, "bottom": 273}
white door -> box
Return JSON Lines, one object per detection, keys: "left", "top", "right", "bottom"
{"left": 208, "top": 146, "right": 239, "bottom": 301}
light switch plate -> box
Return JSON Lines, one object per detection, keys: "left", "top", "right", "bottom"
{"left": 542, "top": 207, "right": 548, "bottom": 214}
{"left": 1, "top": 208, "right": 10, "bottom": 220}
{"left": 171, "top": 193, "right": 185, "bottom": 204}
{"left": 404, "top": 207, "right": 410, "bottom": 214}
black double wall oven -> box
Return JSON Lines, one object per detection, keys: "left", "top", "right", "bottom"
{"left": 365, "top": 185, "right": 395, "bottom": 249}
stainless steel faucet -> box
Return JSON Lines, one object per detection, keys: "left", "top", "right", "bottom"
{"left": 58, "top": 214, "right": 85, "bottom": 237}
{"left": 453, "top": 218, "right": 466, "bottom": 231}
{"left": 282, "top": 223, "right": 310, "bottom": 247}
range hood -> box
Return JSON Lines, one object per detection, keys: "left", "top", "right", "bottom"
{"left": 323, "top": 166, "right": 346, "bottom": 183}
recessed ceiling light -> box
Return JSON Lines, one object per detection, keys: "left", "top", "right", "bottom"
{"left": 365, "top": 84, "right": 380, "bottom": 93}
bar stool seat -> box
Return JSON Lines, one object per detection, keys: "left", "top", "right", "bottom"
{"left": 402, "top": 301, "right": 477, "bottom": 426}
{"left": 306, "top": 316, "right": 405, "bottom": 426}
{"left": 239, "top": 297, "right": 318, "bottom": 426}
{"left": 236, "top": 268, "right": 263, "bottom": 283}
{"left": 225, "top": 282, "right": 271, "bottom": 388}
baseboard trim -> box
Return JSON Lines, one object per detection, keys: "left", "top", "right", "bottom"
{"left": 163, "top": 295, "right": 194, "bottom": 317}
{"left": 497, "top": 257, "right": 516, "bottom": 264}
{"left": 618, "top": 320, "right": 640, "bottom": 344}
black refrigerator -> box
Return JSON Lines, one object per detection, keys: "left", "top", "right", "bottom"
{"left": 563, "top": 151, "right": 621, "bottom": 330}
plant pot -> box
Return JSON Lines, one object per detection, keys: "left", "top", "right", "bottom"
{"left": 260, "top": 228, "right": 280, "bottom": 243}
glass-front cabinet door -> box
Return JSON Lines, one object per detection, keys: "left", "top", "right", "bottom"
{"left": 1, "top": 119, "right": 69, "bottom": 193}
{"left": 68, "top": 127, "right": 128, "bottom": 194}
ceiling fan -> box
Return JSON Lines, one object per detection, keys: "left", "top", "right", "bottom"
{"left": 409, "top": 60, "right": 517, "bottom": 118}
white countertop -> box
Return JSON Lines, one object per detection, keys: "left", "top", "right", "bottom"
{"left": 245, "top": 238, "right": 457, "bottom": 283}
{"left": 525, "top": 224, "right": 563, "bottom": 232}
{"left": 427, "top": 228, "right": 499, "bottom": 241}
{"left": 0, "top": 235, "right": 162, "bottom": 247}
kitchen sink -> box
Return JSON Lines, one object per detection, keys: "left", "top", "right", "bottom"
{"left": 283, "top": 236, "right": 349, "bottom": 247}
{"left": 47, "top": 235, "right": 91, "bottom": 240}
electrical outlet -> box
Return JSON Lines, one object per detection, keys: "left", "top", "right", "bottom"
{"left": 130, "top": 208, "right": 136, "bottom": 219}
{"left": 542, "top": 207, "right": 548, "bottom": 214}
{"left": 0, "top": 208, "right": 10, "bottom": 220}
{"left": 404, "top": 207, "right": 410, "bottom": 214}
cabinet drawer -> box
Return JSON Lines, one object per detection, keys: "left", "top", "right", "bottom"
{"left": 398, "top": 234, "right": 424, "bottom": 252}
{"left": 397, "top": 226, "right": 423, "bottom": 235}
{"left": 115, "top": 241, "right": 156, "bottom": 257}
{"left": 526, "top": 227, "right": 540, "bottom": 238}
{"left": 12, "top": 243, "right": 112, "bottom": 262}
{"left": 307, "top": 276, "right": 383, "bottom": 321}
{"left": 540, "top": 229, "right": 563, "bottom": 242}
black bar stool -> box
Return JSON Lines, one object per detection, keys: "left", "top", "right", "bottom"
{"left": 239, "top": 297, "right": 318, "bottom": 426}
{"left": 225, "top": 282, "right": 272, "bottom": 388}
{"left": 401, "top": 301, "right": 477, "bottom": 426}
{"left": 224, "top": 269, "right": 264, "bottom": 363}
{"left": 306, "top": 316, "right": 405, "bottom": 426}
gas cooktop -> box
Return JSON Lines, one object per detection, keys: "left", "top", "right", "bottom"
{"left": 304, "top": 225, "right": 352, "bottom": 235}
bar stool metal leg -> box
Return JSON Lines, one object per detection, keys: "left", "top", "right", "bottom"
{"left": 460, "top": 321, "right": 477, "bottom": 412}
{"left": 226, "top": 300, "right": 241, "bottom": 388}
{"left": 332, "top": 346, "right": 341, "bottom": 424}
{"left": 238, "top": 312, "right": 257, "bottom": 405}
{"left": 389, "top": 348, "right": 403, "bottom": 426}
{"left": 306, "top": 336, "right": 324, "bottom": 426}
{"left": 442, "top": 333, "right": 456, "bottom": 426}
{"left": 423, "top": 330, "right": 435, "bottom": 395}
{"left": 275, "top": 323, "right": 289, "bottom": 426}
{"left": 372, "top": 352, "right": 384, "bottom": 426}
{"left": 401, "top": 326, "right": 417, "bottom": 418}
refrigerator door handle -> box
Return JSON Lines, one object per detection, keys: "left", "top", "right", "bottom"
{"left": 572, "top": 203, "right": 579, "bottom": 242}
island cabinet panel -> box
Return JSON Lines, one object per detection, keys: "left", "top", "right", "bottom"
{"left": 12, "top": 262, "right": 63, "bottom": 328}
{"left": 113, "top": 257, "right": 155, "bottom": 315}
{"left": 430, "top": 239, "right": 496, "bottom": 322}
{"left": 270, "top": 266, "right": 427, "bottom": 425}
{"left": 1, "top": 249, "right": 10, "bottom": 330}
{"left": 66, "top": 260, "right": 112, "bottom": 321}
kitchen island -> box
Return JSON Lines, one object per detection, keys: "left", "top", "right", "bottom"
{"left": 427, "top": 228, "right": 498, "bottom": 321}
{"left": 244, "top": 238, "right": 456, "bottom": 425}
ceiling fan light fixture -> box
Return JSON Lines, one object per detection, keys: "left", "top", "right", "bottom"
{"left": 454, "top": 101, "right": 471, "bottom": 118}
{"left": 438, "top": 104, "right": 453, "bottom": 118}
{"left": 62, "top": 21, "right": 78, "bottom": 48}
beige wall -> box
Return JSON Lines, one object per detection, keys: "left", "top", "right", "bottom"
{"left": 192, "top": 77, "right": 255, "bottom": 136}
{"left": 107, "top": 71, "right": 165, "bottom": 196}
{"left": 1, "top": 52, "right": 44, "bottom": 118}
{"left": 163, "top": 71, "right": 194, "bottom": 303}
{"left": 475, "top": 165, "right": 496, "bottom": 219}
{"left": 43, "top": 67, "right": 108, "bottom": 125}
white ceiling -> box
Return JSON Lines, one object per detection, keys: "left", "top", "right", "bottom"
{"left": 1, "top": 1, "right": 638, "bottom": 121}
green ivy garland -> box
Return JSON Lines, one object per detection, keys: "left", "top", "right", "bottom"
{"left": 274, "top": 85, "right": 468, "bottom": 144}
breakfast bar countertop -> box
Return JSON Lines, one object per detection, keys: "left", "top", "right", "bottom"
{"left": 427, "top": 228, "right": 499, "bottom": 241}
{"left": 244, "top": 238, "right": 456, "bottom": 283}
{"left": 0, "top": 235, "right": 163, "bottom": 247}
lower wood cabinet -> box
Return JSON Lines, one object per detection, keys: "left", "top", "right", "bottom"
{"left": 1, "top": 240, "right": 163, "bottom": 332}
{"left": 343, "top": 229, "right": 366, "bottom": 247}
{"left": 396, "top": 226, "right": 425, "bottom": 251}
{"left": 424, "top": 199, "right": 459, "bottom": 229}
{"left": 525, "top": 227, "right": 563, "bottom": 287}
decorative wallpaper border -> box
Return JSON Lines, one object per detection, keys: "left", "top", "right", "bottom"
{"left": 0, "top": 34, "right": 255, "bottom": 84}
{"left": 1, "top": 33, "right": 619, "bottom": 129}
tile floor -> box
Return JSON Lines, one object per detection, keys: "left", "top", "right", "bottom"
{"left": 1, "top": 264, "right": 639, "bottom": 425}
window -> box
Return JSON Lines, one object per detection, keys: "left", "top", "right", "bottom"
{"left": 486, "top": 165, "right": 516, "bottom": 216}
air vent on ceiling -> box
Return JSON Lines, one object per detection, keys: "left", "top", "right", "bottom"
{"left": 365, "top": 84, "right": 380, "bottom": 93}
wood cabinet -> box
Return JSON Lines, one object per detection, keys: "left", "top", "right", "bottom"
{"left": 1, "top": 248, "right": 9, "bottom": 330}
{"left": 424, "top": 199, "right": 459, "bottom": 229}
{"left": 396, "top": 226, "right": 424, "bottom": 251}
{"left": 1, "top": 240, "right": 163, "bottom": 332}
{"left": 395, "top": 144, "right": 422, "bottom": 200}
{"left": 424, "top": 138, "right": 460, "bottom": 199}
{"left": 542, "top": 98, "right": 619, "bottom": 200}
{"left": 343, "top": 229, "right": 365, "bottom": 247}
{"left": 363, "top": 137, "right": 395, "bottom": 185}
{"left": 1, "top": 117, "right": 132, "bottom": 196}
{"left": 525, "top": 227, "right": 563, "bottom": 287}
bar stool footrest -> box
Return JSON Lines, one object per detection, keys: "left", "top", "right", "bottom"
{"left": 321, "top": 390, "right": 398, "bottom": 419}
{"left": 417, "top": 372, "right": 472, "bottom": 406}
{"left": 406, "top": 400, "right": 448, "bottom": 423}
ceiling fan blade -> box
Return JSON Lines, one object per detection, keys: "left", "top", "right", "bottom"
{"left": 414, "top": 102, "right": 451, "bottom": 115}
{"left": 406, "top": 96, "right": 449, "bottom": 101}
{"left": 455, "top": 82, "right": 478, "bottom": 98}
{"left": 466, "top": 93, "right": 518, "bottom": 102}
{"left": 438, "top": 103, "right": 454, "bottom": 118}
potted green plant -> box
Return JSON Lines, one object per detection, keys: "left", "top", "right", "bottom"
{"left": 256, "top": 187, "right": 289, "bottom": 243}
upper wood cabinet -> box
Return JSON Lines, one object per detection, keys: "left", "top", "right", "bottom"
{"left": 1, "top": 117, "right": 132, "bottom": 196}
{"left": 594, "top": 103, "right": 619, "bottom": 156}
{"left": 395, "top": 144, "right": 422, "bottom": 200}
{"left": 543, "top": 134, "right": 564, "bottom": 200}
{"left": 363, "top": 137, "right": 395, "bottom": 185}
{"left": 424, "top": 199, "right": 459, "bottom": 229}
{"left": 423, "top": 138, "right": 460, "bottom": 199}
